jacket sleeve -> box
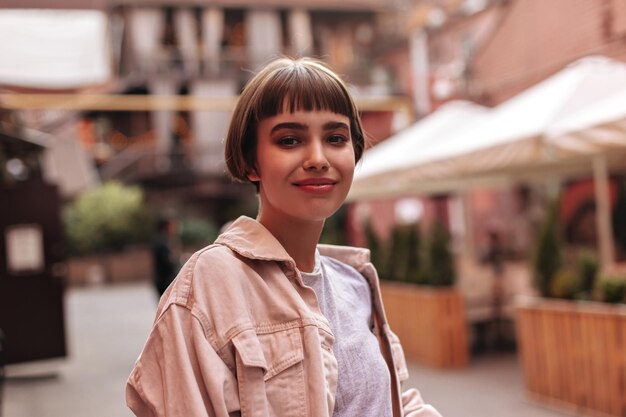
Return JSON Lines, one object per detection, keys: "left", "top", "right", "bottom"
{"left": 126, "top": 304, "right": 237, "bottom": 417}
{"left": 402, "top": 388, "right": 443, "bottom": 417}
{"left": 389, "top": 332, "right": 443, "bottom": 417}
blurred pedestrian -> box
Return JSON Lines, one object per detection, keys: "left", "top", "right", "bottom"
{"left": 151, "top": 216, "right": 180, "bottom": 297}
{"left": 480, "top": 229, "right": 508, "bottom": 351}
{"left": 127, "top": 57, "right": 441, "bottom": 417}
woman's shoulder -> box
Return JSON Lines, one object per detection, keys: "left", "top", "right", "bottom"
{"left": 159, "top": 243, "right": 262, "bottom": 321}
{"left": 185, "top": 243, "right": 253, "bottom": 282}
{"left": 194, "top": 242, "right": 239, "bottom": 264}
{"left": 161, "top": 244, "right": 249, "bottom": 303}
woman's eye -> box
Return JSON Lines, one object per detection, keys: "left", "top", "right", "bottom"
{"left": 278, "top": 136, "right": 299, "bottom": 147}
{"left": 328, "top": 135, "right": 348, "bottom": 145}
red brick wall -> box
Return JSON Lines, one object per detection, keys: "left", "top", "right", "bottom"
{"left": 472, "top": 0, "right": 626, "bottom": 104}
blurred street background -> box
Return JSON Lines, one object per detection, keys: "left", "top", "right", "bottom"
{"left": 2, "top": 0, "right": 626, "bottom": 416}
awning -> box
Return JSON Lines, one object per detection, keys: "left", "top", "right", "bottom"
{"left": 349, "top": 56, "right": 626, "bottom": 200}
{"left": 350, "top": 100, "right": 490, "bottom": 200}
{"left": 0, "top": 9, "right": 111, "bottom": 89}
{"left": 546, "top": 87, "right": 626, "bottom": 156}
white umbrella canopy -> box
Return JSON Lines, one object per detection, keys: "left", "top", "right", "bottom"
{"left": 546, "top": 87, "right": 626, "bottom": 157}
{"left": 350, "top": 56, "right": 626, "bottom": 200}
{"left": 349, "top": 100, "right": 490, "bottom": 200}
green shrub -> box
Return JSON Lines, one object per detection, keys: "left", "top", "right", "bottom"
{"left": 364, "top": 220, "right": 387, "bottom": 278}
{"left": 387, "top": 223, "right": 422, "bottom": 283}
{"left": 549, "top": 269, "right": 581, "bottom": 299}
{"left": 576, "top": 250, "right": 599, "bottom": 297}
{"left": 320, "top": 206, "right": 348, "bottom": 246}
{"left": 386, "top": 225, "right": 403, "bottom": 281}
{"left": 598, "top": 277, "right": 626, "bottom": 304}
{"left": 426, "top": 220, "right": 455, "bottom": 287}
{"left": 532, "top": 201, "right": 562, "bottom": 297}
{"left": 405, "top": 224, "right": 424, "bottom": 284}
{"left": 64, "top": 181, "right": 153, "bottom": 255}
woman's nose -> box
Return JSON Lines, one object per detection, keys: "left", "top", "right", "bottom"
{"left": 303, "top": 141, "right": 329, "bottom": 171}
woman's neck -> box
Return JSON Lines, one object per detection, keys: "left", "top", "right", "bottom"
{"left": 257, "top": 214, "right": 324, "bottom": 273}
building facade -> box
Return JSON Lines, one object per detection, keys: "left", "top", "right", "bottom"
{"left": 1, "top": 0, "right": 412, "bottom": 224}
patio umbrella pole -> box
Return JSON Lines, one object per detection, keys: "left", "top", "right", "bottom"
{"left": 593, "top": 154, "right": 616, "bottom": 271}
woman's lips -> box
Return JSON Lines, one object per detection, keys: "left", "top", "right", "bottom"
{"left": 293, "top": 178, "right": 337, "bottom": 193}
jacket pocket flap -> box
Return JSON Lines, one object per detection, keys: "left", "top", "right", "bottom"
{"left": 231, "top": 328, "right": 305, "bottom": 381}
{"left": 260, "top": 328, "right": 304, "bottom": 381}
{"left": 263, "top": 348, "right": 303, "bottom": 381}
{"left": 232, "top": 331, "right": 268, "bottom": 371}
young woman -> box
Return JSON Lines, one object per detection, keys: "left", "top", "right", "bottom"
{"left": 126, "top": 57, "right": 442, "bottom": 417}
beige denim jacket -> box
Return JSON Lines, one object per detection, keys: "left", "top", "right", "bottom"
{"left": 127, "top": 216, "right": 441, "bottom": 417}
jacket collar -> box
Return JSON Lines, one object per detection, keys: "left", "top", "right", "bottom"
{"left": 215, "top": 216, "right": 294, "bottom": 264}
{"left": 215, "top": 216, "right": 372, "bottom": 271}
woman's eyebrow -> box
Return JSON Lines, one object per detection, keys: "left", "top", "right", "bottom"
{"left": 323, "top": 121, "right": 349, "bottom": 131}
{"left": 270, "top": 122, "right": 307, "bottom": 133}
{"left": 270, "top": 121, "right": 349, "bottom": 133}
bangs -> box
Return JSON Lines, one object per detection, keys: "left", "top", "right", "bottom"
{"left": 254, "top": 65, "right": 355, "bottom": 120}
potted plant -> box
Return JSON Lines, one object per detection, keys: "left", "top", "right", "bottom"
{"left": 516, "top": 202, "right": 626, "bottom": 417}
{"left": 364, "top": 219, "right": 388, "bottom": 277}
{"left": 63, "top": 181, "right": 154, "bottom": 285}
{"left": 376, "top": 219, "right": 468, "bottom": 368}
{"left": 576, "top": 249, "right": 599, "bottom": 298}
{"left": 598, "top": 275, "right": 626, "bottom": 303}
{"left": 531, "top": 202, "right": 563, "bottom": 297}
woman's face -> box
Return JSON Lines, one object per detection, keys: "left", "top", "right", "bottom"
{"left": 250, "top": 109, "right": 356, "bottom": 225}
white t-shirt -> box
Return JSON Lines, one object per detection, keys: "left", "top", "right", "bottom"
{"left": 300, "top": 250, "right": 392, "bottom": 417}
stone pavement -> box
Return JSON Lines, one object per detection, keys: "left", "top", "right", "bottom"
{"left": 4, "top": 282, "right": 572, "bottom": 417}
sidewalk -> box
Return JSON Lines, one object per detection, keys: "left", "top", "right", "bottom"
{"left": 406, "top": 353, "right": 570, "bottom": 417}
{"left": 4, "top": 282, "right": 571, "bottom": 417}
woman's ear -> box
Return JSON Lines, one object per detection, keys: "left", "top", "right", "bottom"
{"left": 247, "top": 170, "right": 260, "bottom": 182}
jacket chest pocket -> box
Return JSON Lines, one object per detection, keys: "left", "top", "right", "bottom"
{"left": 232, "top": 328, "right": 306, "bottom": 417}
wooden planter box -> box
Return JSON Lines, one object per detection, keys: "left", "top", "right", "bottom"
{"left": 516, "top": 298, "right": 626, "bottom": 417}
{"left": 380, "top": 281, "right": 469, "bottom": 368}
{"left": 66, "top": 246, "right": 152, "bottom": 286}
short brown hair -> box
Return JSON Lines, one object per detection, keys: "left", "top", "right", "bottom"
{"left": 225, "top": 57, "right": 365, "bottom": 187}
